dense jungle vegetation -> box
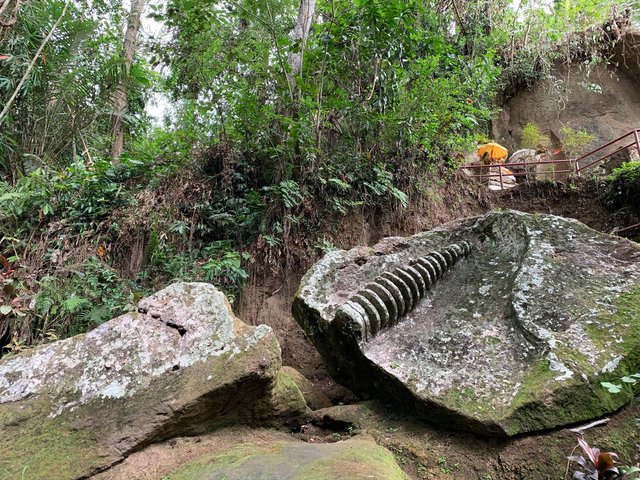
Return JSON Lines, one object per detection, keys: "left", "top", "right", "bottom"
{"left": 0, "top": 0, "right": 637, "bottom": 350}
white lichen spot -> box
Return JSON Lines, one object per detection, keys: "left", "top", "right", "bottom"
{"left": 101, "top": 380, "right": 127, "bottom": 398}
{"left": 602, "top": 356, "right": 622, "bottom": 373}
{"left": 548, "top": 352, "right": 574, "bottom": 381}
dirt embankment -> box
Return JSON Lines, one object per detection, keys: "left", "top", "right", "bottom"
{"left": 492, "top": 180, "right": 618, "bottom": 232}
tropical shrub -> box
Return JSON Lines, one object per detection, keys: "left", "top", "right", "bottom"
{"left": 604, "top": 161, "right": 640, "bottom": 211}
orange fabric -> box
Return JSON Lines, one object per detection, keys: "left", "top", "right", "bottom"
{"left": 477, "top": 142, "right": 508, "bottom": 162}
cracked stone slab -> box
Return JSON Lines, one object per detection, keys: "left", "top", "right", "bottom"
{"left": 0, "top": 282, "right": 310, "bottom": 479}
{"left": 293, "top": 211, "right": 640, "bottom": 436}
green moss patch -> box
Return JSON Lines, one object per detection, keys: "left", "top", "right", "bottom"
{"left": 0, "top": 404, "right": 108, "bottom": 480}
{"left": 163, "top": 435, "right": 408, "bottom": 480}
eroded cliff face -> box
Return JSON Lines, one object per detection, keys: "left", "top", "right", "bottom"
{"left": 613, "top": 30, "right": 640, "bottom": 86}
{"left": 293, "top": 211, "right": 640, "bottom": 436}
{"left": 493, "top": 31, "right": 640, "bottom": 165}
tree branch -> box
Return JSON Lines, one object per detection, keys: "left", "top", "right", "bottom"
{"left": 0, "top": 0, "right": 70, "bottom": 123}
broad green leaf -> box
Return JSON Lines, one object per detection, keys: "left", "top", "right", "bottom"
{"left": 600, "top": 382, "right": 622, "bottom": 393}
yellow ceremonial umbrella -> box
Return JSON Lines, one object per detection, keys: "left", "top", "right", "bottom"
{"left": 477, "top": 142, "right": 509, "bottom": 163}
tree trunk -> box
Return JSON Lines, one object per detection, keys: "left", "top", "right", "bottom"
{"left": 0, "top": 0, "right": 69, "bottom": 124}
{"left": 287, "top": 0, "right": 316, "bottom": 91}
{"left": 111, "top": 0, "right": 145, "bottom": 162}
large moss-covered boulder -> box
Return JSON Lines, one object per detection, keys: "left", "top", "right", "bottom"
{"left": 0, "top": 283, "right": 310, "bottom": 479}
{"left": 293, "top": 211, "right": 640, "bottom": 436}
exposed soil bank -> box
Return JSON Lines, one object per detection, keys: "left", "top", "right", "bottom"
{"left": 491, "top": 180, "right": 617, "bottom": 233}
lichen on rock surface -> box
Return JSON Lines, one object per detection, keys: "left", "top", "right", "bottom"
{"left": 0, "top": 282, "right": 310, "bottom": 480}
{"left": 292, "top": 211, "right": 640, "bottom": 436}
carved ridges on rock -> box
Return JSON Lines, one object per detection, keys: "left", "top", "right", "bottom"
{"left": 335, "top": 241, "right": 471, "bottom": 342}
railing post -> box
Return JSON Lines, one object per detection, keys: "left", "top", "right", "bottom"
{"left": 634, "top": 129, "right": 640, "bottom": 159}
{"left": 499, "top": 164, "right": 504, "bottom": 190}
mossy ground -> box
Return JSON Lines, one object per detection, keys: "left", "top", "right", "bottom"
{"left": 113, "top": 433, "right": 408, "bottom": 480}
{"left": 114, "top": 399, "right": 632, "bottom": 480}
{"left": 309, "top": 400, "right": 640, "bottom": 480}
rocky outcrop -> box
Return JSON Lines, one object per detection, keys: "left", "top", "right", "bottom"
{"left": 0, "top": 282, "right": 310, "bottom": 480}
{"left": 493, "top": 30, "right": 640, "bottom": 170}
{"left": 506, "top": 149, "right": 556, "bottom": 181}
{"left": 293, "top": 211, "right": 640, "bottom": 436}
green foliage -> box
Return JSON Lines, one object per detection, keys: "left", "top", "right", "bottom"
{"left": 560, "top": 127, "right": 596, "bottom": 156}
{"left": 151, "top": 0, "right": 499, "bottom": 253}
{"left": 601, "top": 373, "right": 640, "bottom": 393}
{"left": 28, "top": 257, "right": 137, "bottom": 341}
{"left": 267, "top": 180, "right": 305, "bottom": 210}
{"left": 202, "top": 250, "right": 249, "bottom": 301}
{"left": 314, "top": 238, "right": 336, "bottom": 254}
{"left": 363, "top": 164, "right": 409, "bottom": 208}
{"left": 0, "top": 0, "right": 155, "bottom": 174}
{"left": 0, "top": 149, "right": 188, "bottom": 347}
{"left": 604, "top": 161, "right": 640, "bottom": 211}
{"left": 0, "top": 157, "right": 151, "bottom": 239}
{"left": 520, "top": 122, "right": 550, "bottom": 150}
{"left": 519, "top": 123, "right": 595, "bottom": 155}
{"left": 496, "top": 0, "right": 635, "bottom": 96}
{"left": 300, "top": 0, "right": 498, "bottom": 162}
{"left": 137, "top": 234, "right": 249, "bottom": 304}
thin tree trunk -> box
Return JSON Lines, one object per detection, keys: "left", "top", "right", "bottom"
{"left": 279, "top": 0, "right": 316, "bottom": 179}
{"left": 0, "top": 0, "right": 12, "bottom": 19}
{"left": 111, "top": 0, "right": 145, "bottom": 162}
{"left": 287, "top": 0, "right": 316, "bottom": 92}
{"left": 0, "top": 0, "right": 69, "bottom": 124}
